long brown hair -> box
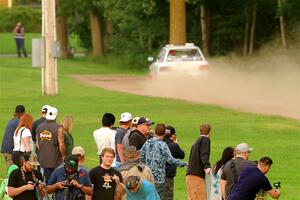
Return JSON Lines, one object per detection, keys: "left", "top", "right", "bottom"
{"left": 61, "top": 116, "right": 73, "bottom": 134}
{"left": 15, "top": 113, "right": 33, "bottom": 136}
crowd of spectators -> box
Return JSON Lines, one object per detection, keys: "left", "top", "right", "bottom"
{"left": 0, "top": 104, "right": 281, "bottom": 200}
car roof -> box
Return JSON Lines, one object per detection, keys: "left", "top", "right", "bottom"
{"left": 164, "top": 43, "right": 199, "bottom": 50}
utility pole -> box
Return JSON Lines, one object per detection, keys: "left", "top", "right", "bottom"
{"left": 42, "top": 0, "right": 58, "bottom": 96}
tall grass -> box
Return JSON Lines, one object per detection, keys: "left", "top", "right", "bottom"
{"left": 0, "top": 57, "right": 299, "bottom": 199}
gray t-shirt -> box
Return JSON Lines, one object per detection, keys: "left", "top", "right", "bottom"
{"left": 115, "top": 127, "right": 128, "bottom": 162}
{"left": 36, "top": 120, "right": 62, "bottom": 168}
{"left": 221, "top": 157, "right": 256, "bottom": 198}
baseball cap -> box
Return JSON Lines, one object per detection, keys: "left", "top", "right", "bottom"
{"left": 72, "top": 146, "right": 85, "bottom": 156}
{"left": 15, "top": 105, "right": 25, "bottom": 114}
{"left": 65, "top": 155, "right": 79, "bottom": 171}
{"left": 132, "top": 117, "right": 140, "bottom": 125}
{"left": 125, "top": 176, "right": 140, "bottom": 190}
{"left": 119, "top": 112, "right": 133, "bottom": 122}
{"left": 124, "top": 146, "right": 139, "bottom": 159}
{"left": 235, "top": 143, "right": 254, "bottom": 153}
{"left": 46, "top": 106, "right": 58, "bottom": 120}
{"left": 165, "top": 125, "right": 176, "bottom": 135}
{"left": 41, "top": 105, "right": 51, "bottom": 113}
{"left": 137, "top": 117, "right": 154, "bottom": 126}
{"left": 28, "top": 152, "right": 40, "bottom": 166}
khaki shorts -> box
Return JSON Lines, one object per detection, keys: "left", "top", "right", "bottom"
{"left": 186, "top": 175, "right": 206, "bottom": 200}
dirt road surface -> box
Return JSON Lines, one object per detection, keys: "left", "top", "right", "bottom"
{"left": 71, "top": 44, "right": 300, "bottom": 120}
{"left": 72, "top": 70, "right": 300, "bottom": 120}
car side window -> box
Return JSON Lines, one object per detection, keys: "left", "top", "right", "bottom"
{"left": 157, "top": 49, "right": 167, "bottom": 62}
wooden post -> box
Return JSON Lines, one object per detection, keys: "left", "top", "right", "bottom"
{"left": 42, "top": 0, "right": 58, "bottom": 96}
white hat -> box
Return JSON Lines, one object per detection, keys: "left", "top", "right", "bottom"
{"left": 46, "top": 106, "right": 58, "bottom": 120}
{"left": 132, "top": 117, "right": 140, "bottom": 125}
{"left": 235, "top": 143, "right": 254, "bottom": 153}
{"left": 119, "top": 112, "right": 132, "bottom": 122}
{"left": 72, "top": 146, "right": 85, "bottom": 156}
{"left": 41, "top": 105, "right": 51, "bottom": 113}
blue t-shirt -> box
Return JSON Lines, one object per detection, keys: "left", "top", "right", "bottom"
{"left": 228, "top": 166, "right": 272, "bottom": 200}
{"left": 115, "top": 127, "right": 128, "bottom": 162}
{"left": 126, "top": 179, "right": 160, "bottom": 200}
{"left": 1, "top": 118, "right": 19, "bottom": 153}
{"left": 47, "top": 166, "right": 92, "bottom": 200}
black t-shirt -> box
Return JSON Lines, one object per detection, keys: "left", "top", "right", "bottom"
{"left": 32, "top": 117, "right": 46, "bottom": 142}
{"left": 89, "top": 166, "right": 123, "bottom": 200}
{"left": 8, "top": 168, "right": 43, "bottom": 200}
{"left": 186, "top": 136, "right": 211, "bottom": 178}
{"left": 129, "top": 130, "right": 147, "bottom": 150}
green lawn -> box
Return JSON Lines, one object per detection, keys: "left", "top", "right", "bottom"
{"left": 0, "top": 33, "right": 85, "bottom": 54}
{"left": 0, "top": 57, "right": 299, "bottom": 199}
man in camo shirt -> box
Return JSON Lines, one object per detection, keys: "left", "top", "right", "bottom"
{"left": 140, "top": 123, "right": 186, "bottom": 199}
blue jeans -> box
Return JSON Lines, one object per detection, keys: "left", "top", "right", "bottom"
{"left": 15, "top": 38, "right": 27, "bottom": 57}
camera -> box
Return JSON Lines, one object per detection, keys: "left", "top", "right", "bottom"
{"left": 63, "top": 172, "right": 85, "bottom": 200}
{"left": 273, "top": 182, "right": 281, "bottom": 189}
{"left": 33, "top": 178, "right": 40, "bottom": 186}
{"left": 65, "top": 172, "right": 79, "bottom": 187}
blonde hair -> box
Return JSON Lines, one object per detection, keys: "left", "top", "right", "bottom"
{"left": 61, "top": 116, "right": 73, "bottom": 134}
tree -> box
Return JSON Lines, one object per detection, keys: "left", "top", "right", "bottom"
{"left": 200, "top": 0, "right": 210, "bottom": 56}
{"left": 56, "top": 0, "right": 70, "bottom": 58}
{"left": 169, "top": 0, "right": 186, "bottom": 44}
{"left": 249, "top": 0, "right": 257, "bottom": 54}
{"left": 278, "top": 0, "right": 287, "bottom": 48}
{"left": 89, "top": 6, "right": 103, "bottom": 56}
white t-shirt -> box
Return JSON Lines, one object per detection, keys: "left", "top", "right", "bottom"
{"left": 93, "top": 127, "right": 116, "bottom": 165}
{"left": 13, "top": 127, "right": 33, "bottom": 152}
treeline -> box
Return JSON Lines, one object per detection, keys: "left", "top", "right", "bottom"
{"left": 2, "top": 0, "right": 300, "bottom": 66}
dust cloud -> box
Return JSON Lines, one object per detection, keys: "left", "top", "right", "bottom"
{"left": 72, "top": 45, "right": 300, "bottom": 120}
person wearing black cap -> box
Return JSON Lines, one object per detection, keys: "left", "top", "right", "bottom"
{"left": 163, "top": 125, "right": 185, "bottom": 200}
{"left": 46, "top": 155, "right": 93, "bottom": 200}
{"left": 128, "top": 117, "right": 154, "bottom": 150}
{"left": 1, "top": 105, "right": 25, "bottom": 167}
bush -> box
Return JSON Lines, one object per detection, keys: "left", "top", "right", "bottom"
{"left": 0, "top": 7, "right": 41, "bottom": 32}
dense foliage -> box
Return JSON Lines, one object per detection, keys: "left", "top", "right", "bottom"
{"left": 0, "top": 7, "right": 41, "bottom": 32}
{"left": 1, "top": 0, "right": 299, "bottom": 66}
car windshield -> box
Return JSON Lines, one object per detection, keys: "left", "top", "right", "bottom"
{"left": 166, "top": 49, "right": 203, "bottom": 62}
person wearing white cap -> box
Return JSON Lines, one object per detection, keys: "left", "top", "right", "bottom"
{"left": 115, "top": 112, "right": 132, "bottom": 168}
{"left": 32, "top": 105, "right": 51, "bottom": 144}
{"left": 36, "top": 106, "right": 65, "bottom": 185}
{"left": 72, "top": 146, "right": 89, "bottom": 172}
{"left": 220, "top": 143, "right": 256, "bottom": 200}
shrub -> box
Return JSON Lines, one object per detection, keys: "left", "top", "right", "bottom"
{"left": 0, "top": 7, "right": 41, "bottom": 32}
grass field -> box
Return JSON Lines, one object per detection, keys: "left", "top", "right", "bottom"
{"left": 0, "top": 33, "right": 85, "bottom": 54}
{"left": 0, "top": 57, "right": 299, "bottom": 199}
